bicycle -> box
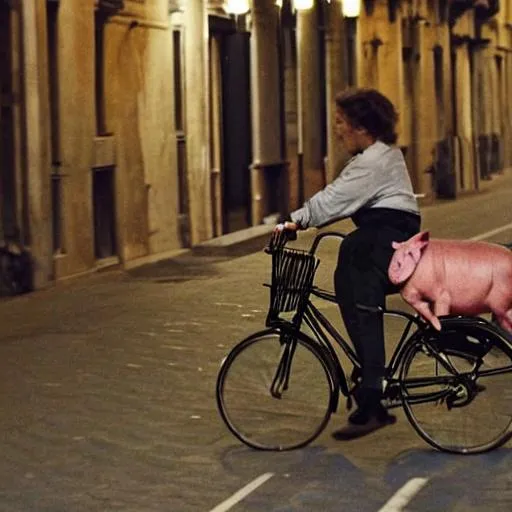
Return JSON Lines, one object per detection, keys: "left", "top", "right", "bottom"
{"left": 216, "top": 230, "right": 512, "bottom": 454}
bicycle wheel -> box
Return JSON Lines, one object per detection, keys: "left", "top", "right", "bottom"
{"left": 400, "top": 320, "right": 512, "bottom": 454}
{"left": 216, "top": 328, "right": 335, "bottom": 451}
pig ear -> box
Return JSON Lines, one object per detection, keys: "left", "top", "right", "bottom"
{"left": 391, "top": 241, "right": 401, "bottom": 250}
{"left": 409, "top": 231, "right": 430, "bottom": 250}
{"left": 418, "top": 231, "right": 430, "bottom": 249}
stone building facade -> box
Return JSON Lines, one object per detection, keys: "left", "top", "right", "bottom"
{"left": 0, "top": 0, "right": 510, "bottom": 290}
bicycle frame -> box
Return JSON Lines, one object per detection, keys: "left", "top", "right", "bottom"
{"left": 266, "top": 231, "right": 428, "bottom": 410}
{"left": 217, "top": 231, "right": 512, "bottom": 454}
{"left": 266, "top": 231, "right": 512, "bottom": 413}
{"left": 273, "top": 292, "right": 425, "bottom": 409}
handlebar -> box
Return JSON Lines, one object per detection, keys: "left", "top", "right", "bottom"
{"left": 308, "top": 231, "right": 346, "bottom": 254}
{"left": 265, "top": 227, "right": 297, "bottom": 254}
{"left": 265, "top": 229, "right": 346, "bottom": 255}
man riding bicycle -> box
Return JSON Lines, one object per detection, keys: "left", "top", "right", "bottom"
{"left": 276, "top": 88, "right": 421, "bottom": 439}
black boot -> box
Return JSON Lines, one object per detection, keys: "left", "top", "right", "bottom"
{"left": 332, "top": 388, "right": 396, "bottom": 441}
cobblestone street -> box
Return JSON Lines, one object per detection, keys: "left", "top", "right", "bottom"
{"left": 0, "top": 170, "right": 511, "bottom": 511}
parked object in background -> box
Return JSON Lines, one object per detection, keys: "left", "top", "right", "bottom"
{"left": 388, "top": 231, "right": 512, "bottom": 333}
{"left": 0, "top": 242, "right": 33, "bottom": 296}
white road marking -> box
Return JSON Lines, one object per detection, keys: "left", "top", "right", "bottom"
{"left": 470, "top": 222, "right": 512, "bottom": 241}
{"left": 215, "top": 302, "right": 243, "bottom": 308}
{"left": 378, "top": 477, "right": 429, "bottom": 512}
{"left": 209, "top": 473, "right": 274, "bottom": 512}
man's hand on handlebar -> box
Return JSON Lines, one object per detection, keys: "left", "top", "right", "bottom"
{"left": 267, "top": 221, "right": 299, "bottom": 252}
{"left": 274, "top": 221, "right": 299, "bottom": 234}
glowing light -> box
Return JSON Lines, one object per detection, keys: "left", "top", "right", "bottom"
{"left": 294, "top": 0, "right": 314, "bottom": 10}
{"left": 225, "top": 0, "right": 250, "bottom": 15}
{"left": 342, "top": 0, "right": 361, "bottom": 17}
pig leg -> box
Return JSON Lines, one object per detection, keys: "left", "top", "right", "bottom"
{"left": 496, "top": 309, "right": 512, "bottom": 334}
{"left": 402, "top": 289, "right": 442, "bottom": 331}
{"left": 433, "top": 291, "right": 451, "bottom": 319}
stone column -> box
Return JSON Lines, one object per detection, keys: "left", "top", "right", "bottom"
{"left": 21, "top": 0, "right": 53, "bottom": 288}
{"left": 356, "top": 6, "right": 376, "bottom": 87}
{"left": 184, "top": 0, "right": 211, "bottom": 243}
{"left": 375, "top": 7, "right": 404, "bottom": 141}
{"left": 410, "top": 19, "right": 435, "bottom": 198}
{"left": 454, "top": 40, "right": 478, "bottom": 190}
{"left": 440, "top": 25, "right": 453, "bottom": 137}
{"left": 297, "top": 6, "right": 324, "bottom": 200}
{"left": 489, "top": 48, "right": 503, "bottom": 173}
{"left": 471, "top": 43, "right": 488, "bottom": 182}
{"left": 282, "top": 23, "right": 299, "bottom": 210}
{"left": 250, "top": 0, "right": 281, "bottom": 165}
{"left": 498, "top": 49, "right": 509, "bottom": 169}
{"left": 324, "top": 0, "right": 348, "bottom": 184}
{"left": 505, "top": 51, "right": 512, "bottom": 167}
{"left": 249, "top": 0, "right": 283, "bottom": 224}
{"left": 53, "top": 0, "right": 95, "bottom": 278}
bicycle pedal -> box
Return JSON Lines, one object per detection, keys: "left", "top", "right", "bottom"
{"left": 382, "top": 398, "right": 401, "bottom": 410}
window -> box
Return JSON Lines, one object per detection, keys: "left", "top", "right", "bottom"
{"left": 95, "top": 12, "right": 108, "bottom": 136}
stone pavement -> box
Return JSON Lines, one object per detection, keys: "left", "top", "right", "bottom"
{"left": 0, "top": 169, "right": 511, "bottom": 511}
{"left": 0, "top": 241, "right": 289, "bottom": 511}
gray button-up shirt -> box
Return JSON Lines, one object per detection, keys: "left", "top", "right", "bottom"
{"left": 290, "top": 141, "right": 419, "bottom": 229}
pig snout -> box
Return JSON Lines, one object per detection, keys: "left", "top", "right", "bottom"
{"left": 388, "top": 231, "right": 430, "bottom": 285}
{"left": 388, "top": 248, "right": 417, "bottom": 285}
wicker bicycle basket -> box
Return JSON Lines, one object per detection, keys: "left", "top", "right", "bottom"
{"left": 266, "top": 247, "right": 319, "bottom": 323}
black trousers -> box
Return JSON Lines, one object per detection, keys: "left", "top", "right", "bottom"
{"left": 334, "top": 209, "right": 420, "bottom": 392}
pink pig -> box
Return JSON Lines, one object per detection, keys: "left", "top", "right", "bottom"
{"left": 388, "top": 231, "right": 512, "bottom": 333}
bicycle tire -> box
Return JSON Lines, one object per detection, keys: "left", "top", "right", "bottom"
{"left": 216, "top": 328, "right": 335, "bottom": 451}
{"left": 400, "top": 319, "right": 512, "bottom": 454}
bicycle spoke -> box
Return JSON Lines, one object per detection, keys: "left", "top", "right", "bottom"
{"left": 217, "top": 331, "right": 333, "bottom": 451}
{"left": 401, "top": 327, "right": 512, "bottom": 454}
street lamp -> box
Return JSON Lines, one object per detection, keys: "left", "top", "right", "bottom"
{"left": 294, "top": 0, "right": 314, "bottom": 10}
{"left": 276, "top": 0, "right": 328, "bottom": 12}
{"left": 342, "top": 0, "right": 361, "bottom": 17}
{"left": 225, "top": 0, "right": 250, "bottom": 15}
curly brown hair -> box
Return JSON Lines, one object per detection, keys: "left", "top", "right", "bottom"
{"left": 335, "top": 88, "right": 398, "bottom": 145}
